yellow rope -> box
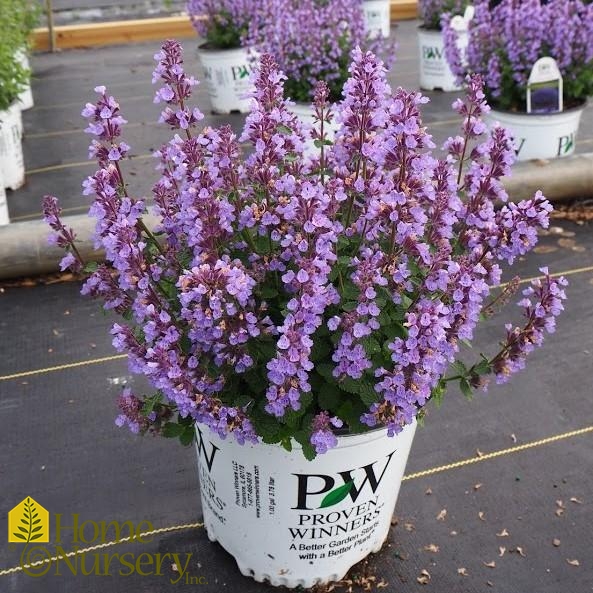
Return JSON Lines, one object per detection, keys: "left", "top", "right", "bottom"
{"left": 402, "top": 425, "right": 593, "bottom": 481}
{"left": 0, "top": 426, "right": 591, "bottom": 577}
{"left": 0, "top": 523, "right": 204, "bottom": 576}
{"left": 0, "top": 355, "right": 126, "bottom": 381}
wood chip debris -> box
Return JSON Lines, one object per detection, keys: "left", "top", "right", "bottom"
{"left": 417, "top": 569, "right": 431, "bottom": 585}
{"left": 499, "top": 547, "right": 506, "bottom": 557}
{"left": 553, "top": 539, "right": 561, "bottom": 547}
{"left": 570, "top": 497, "right": 583, "bottom": 504}
{"left": 483, "top": 561, "right": 496, "bottom": 568}
{"left": 478, "top": 511, "right": 486, "bottom": 521}
{"left": 566, "top": 559, "right": 580, "bottom": 567}
{"left": 474, "top": 483, "right": 483, "bottom": 491}
{"left": 457, "top": 567, "right": 469, "bottom": 576}
{"left": 423, "top": 544, "right": 439, "bottom": 553}
{"left": 425, "top": 487, "right": 433, "bottom": 495}
{"left": 513, "top": 547, "right": 526, "bottom": 558}
{"left": 496, "top": 528, "right": 509, "bottom": 537}
{"left": 436, "top": 509, "right": 447, "bottom": 521}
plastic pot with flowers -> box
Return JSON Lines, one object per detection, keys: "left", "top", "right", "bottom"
{"left": 186, "top": 0, "right": 265, "bottom": 113}
{"left": 249, "top": 0, "right": 395, "bottom": 150}
{"left": 443, "top": 0, "right": 593, "bottom": 161}
{"left": 44, "top": 39, "right": 568, "bottom": 588}
{"left": 417, "top": 0, "right": 472, "bottom": 91}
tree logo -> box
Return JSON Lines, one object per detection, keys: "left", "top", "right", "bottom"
{"left": 8, "top": 497, "right": 49, "bottom": 543}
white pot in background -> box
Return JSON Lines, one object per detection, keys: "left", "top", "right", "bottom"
{"left": 363, "top": 0, "right": 391, "bottom": 39}
{"left": 484, "top": 103, "right": 585, "bottom": 161}
{"left": 15, "top": 49, "right": 34, "bottom": 112}
{"left": 196, "top": 420, "right": 417, "bottom": 588}
{"left": 290, "top": 102, "right": 340, "bottom": 158}
{"left": 418, "top": 28, "right": 467, "bottom": 92}
{"left": 0, "top": 103, "right": 25, "bottom": 190}
{"left": 0, "top": 170, "right": 8, "bottom": 225}
{"left": 196, "top": 45, "right": 256, "bottom": 114}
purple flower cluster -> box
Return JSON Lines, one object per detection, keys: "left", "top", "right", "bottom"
{"left": 443, "top": 0, "right": 593, "bottom": 110}
{"left": 45, "top": 41, "right": 566, "bottom": 457}
{"left": 419, "top": 0, "right": 470, "bottom": 30}
{"left": 248, "top": 0, "right": 394, "bottom": 102}
{"left": 492, "top": 269, "right": 567, "bottom": 384}
{"left": 186, "top": 0, "right": 264, "bottom": 49}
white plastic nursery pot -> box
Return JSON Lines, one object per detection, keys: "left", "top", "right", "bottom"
{"left": 195, "top": 420, "right": 417, "bottom": 588}
{"left": 196, "top": 45, "right": 256, "bottom": 114}
{"left": 363, "top": 0, "right": 391, "bottom": 39}
{"left": 290, "top": 102, "right": 340, "bottom": 158}
{"left": 418, "top": 28, "right": 466, "bottom": 92}
{"left": 15, "top": 49, "right": 34, "bottom": 112}
{"left": 0, "top": 171, "right": 8, "bottom": 226}
{"left": 484, "top": 103, "right": 585, "bottom": 161}
{"left": 0, "top": 103, "right": 25, "bottom": 190}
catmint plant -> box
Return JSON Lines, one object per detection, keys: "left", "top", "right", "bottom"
{"left": 443, "top": 0, "right": 593, "bottom": 111}
{"left": 44, "top": 40, "right": 567, "bottom": 459}
{"left": 186, "top": 0, "right": 265, "bottom": 49}
{"left": 419, "top": 0, "right": 470, "bottom": 30}
{"left": 247, "top": 0, "right": 395, "bottom": 102}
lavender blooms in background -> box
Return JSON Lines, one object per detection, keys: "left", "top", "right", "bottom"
{"left": 418, "top": 0, "right": 470, "bottom": 30}
{"left": 186, "top": 0, "right": 264, "bottom": 49}
{"left": 443, "top": 0, "right": 593, "bottom": 111}
{"left": 247, "top": 0, "right": 395, "bottom": 102}
{"left": 44, "top": 40, "right": 567, "bottom": 458}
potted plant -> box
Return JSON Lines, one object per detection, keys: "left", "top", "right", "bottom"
{"left": 249, "top": 0, "right": 394, "bottom": 149}
{"left": 443, "top": 0, "right": 593, "bottom": 160}
{"left": 361, "top": 0, "right": 391, "bottom": 39}
{"left": 0, "top": 0, "right": 29, "bottom": 191}
{"left": 13, "top": 0, "right": 41, "bottom": 113}
{"left": 44, "top": 40, "right": 567, "bottom": 587}
{"left": 417, "top": 0, "right": 471, "bottom": 91}
{"left": 186, "top": 0, "right": 264, "bottom": 113}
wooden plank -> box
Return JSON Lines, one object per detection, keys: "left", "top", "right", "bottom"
{"left": 32, "top": 15, "right": 197, "bottom": 51}
{"left": 392, "top": 0, "right": 419, "bottom": 20}
{"left": 32, "top": 1, "right": 418, "bottom": 52}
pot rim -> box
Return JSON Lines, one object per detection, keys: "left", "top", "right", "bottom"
{"left": 488, "top": 98, "right": 588, "bottom": 118}
{"left": 196, "top": 418, "right": 417, "bottom": 451}
{"left": 197, "top": 41, "right": 253, "bottom": 54}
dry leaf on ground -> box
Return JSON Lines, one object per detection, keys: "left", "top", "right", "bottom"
{"left": 417, "top": 569, "right": 431, "bottom": 585}
{"left": 567, "top": 559, "right": 580, "bottom": 567}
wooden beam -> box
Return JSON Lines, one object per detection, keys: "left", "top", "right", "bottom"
{"left": 391, "top": 0, "right": 419, "bottom": 20}
{"left": 32, "top": 16, "right": 197, "bottom": 51}
{"left": 32, "top": 1, "right": 419, "bottom": 52}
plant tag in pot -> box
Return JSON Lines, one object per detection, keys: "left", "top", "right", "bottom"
{"left": 463, "top": 5, "right": 475, "bottom": 22}
{"left": 527, "top": 57, "right": 563, "bottom": 114}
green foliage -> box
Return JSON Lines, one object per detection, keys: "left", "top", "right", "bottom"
{"left": 0, "top": 0, "right": 40, "bottom": 110}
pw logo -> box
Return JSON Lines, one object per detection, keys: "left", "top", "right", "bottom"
{"left": 8, "top": 497, "right": 49, "bottom": 543}
{"left": 292, "top": 450, "right": 396, "bottom": 510}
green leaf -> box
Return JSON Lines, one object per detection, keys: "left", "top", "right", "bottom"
{"left": 31, "top": 526, "right": 42, "bottom": 533}
{"left": 18, "top": 526, "right": 27, "bottom": 534}
{"left": 451, "top": 360, "right": 468, "bottom": 376}
{"left": 317, "top": 382, "right": 342, "bottom": 411}
{"left": 30, "top": 533, "right": 43, "bottom": 541}
{"left": 317, "top": 363, "right": 335, "bottom": 382}
{"left": 179, "top": 425, "right": 195, "bottom": 446}
{"left": 319, "top": 481, "right": 354, "bottom": 509}
{"left": 162, "top": 423, "right": 185, "bottom": 438}
{"left": 459, "top": 378, "right": 473, "bottom": 400}
{"left": 12, "top": 533, "right": 26, "bottom": 541}
{"left": 260, "top": 286, "right": 278, "bottom": 299}
{"left": 83, "top": 261, "right": 98, "bottom": 274}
